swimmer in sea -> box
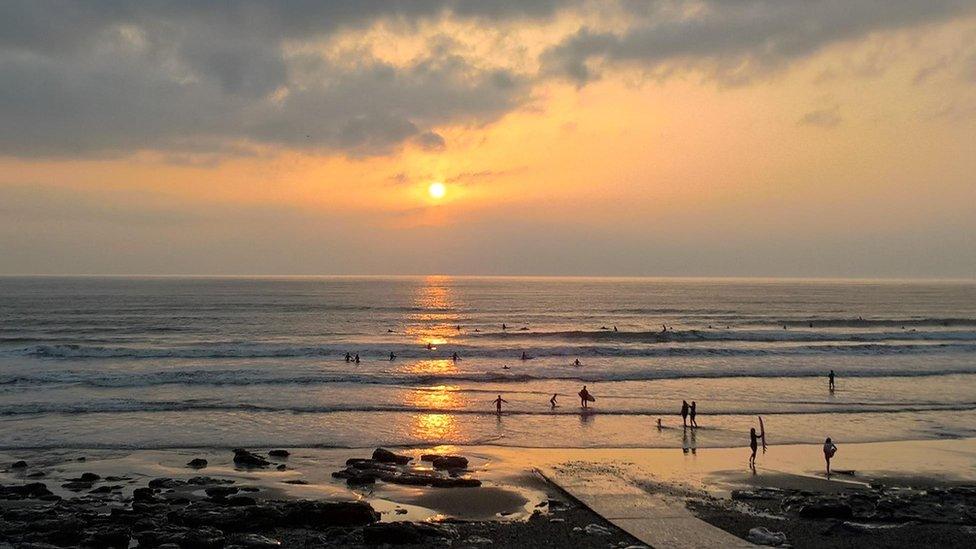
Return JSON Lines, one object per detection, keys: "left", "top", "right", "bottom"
{"left": 521, "top": 351, "right": 528, "bottom": 360}
{"left": 345, "top": 352, "right": 351, "bottom": 362}
{"left": 354, "top": 353, "right": 360, "bottom": 364}
{"left": 493, "top": 394, "right": 508, "bottom": 413}
{"left": 389, "top": 352, "right": 396, "bottom": 361}
{"left": 452, "top": 352, "right": 459, "bottom": 362}
{"left": 574, "top": 358, "right": 581, "bottom": 366}
{"left": 550, "top": 394, "right": 558, "bottom": 409}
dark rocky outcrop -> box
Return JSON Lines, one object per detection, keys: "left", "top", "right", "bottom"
{"left": 362, "top": 521, "right": 456, "bottom": 545}
{"left": 187, "top": 458, "right": 209, "bottom": 469}
{"left": 233, "top": 448, "right": 271, "bottom": 469}
{"left": 268, "top": 449, "right": 290, "bottom": 458}
{"left": 372, "top": 448, "right": 411, "bottom": 465}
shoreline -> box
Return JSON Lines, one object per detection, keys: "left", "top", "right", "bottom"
{"left": 2, "top": 438, "right": 975, "bottom": 547}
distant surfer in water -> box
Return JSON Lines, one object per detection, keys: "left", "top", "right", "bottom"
{"left": 573, "top": 358, "right": 581, "bottom": 366}
{"left": 521, "top": 351, "right": 528, "bottom": 360}
{"left": 452, "top": 352, "right": 459, "bottom": 362}
{"left": 493, "top": 395, "right": 508, "bottom": 413}
{"left": 680, "top": 400, "right": 690, "bottom": 428}
{"left": 828, "top": 369, "right": 835, "bottom": 391}
{"left": 389, "top": 352, "right": 396, "bottom": 361}
{"left": 689, "top": 401, "right": 698, "bottom": 428}
{"left": 426, "top": 342, "right": 433, "bottom": 350}
{"left": 502, "top": 323, "right": 507, "bottom": 330}
{"left": 354, "top": 353, "right": 360, "bottom": 364}
{"left": 823, "top": 437, "right": 837, "bottom": 477}
{"left": 579, "top": 385, "right": 594, "bottom": 408}
{"left": 749, "top": 416, "right": 766, "bottom": 469}
{"left": 550, "top": 394, "right": 558, "bottom": 409}
{"left": 345, "top": 352, "right": 351, "bottom": 362}
{"left": 657, "top": 418, "right": 663, "bottom": 430}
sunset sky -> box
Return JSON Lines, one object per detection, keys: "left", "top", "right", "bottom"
{"left": 1, "top": 1, "right": 974, "bottom": 277}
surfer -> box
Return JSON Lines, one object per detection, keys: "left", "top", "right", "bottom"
{"left": 680, "top": 400, "right": 689, "bottom": 428}
{"left": 344, "top": 352, "right": 351, "bottom": 362}
{"left": 389, "top": 352, "right": 396, "bottom": 361}
{"left": 354, "top": 353, "right": 360, "bottom": 364}
{"left": 656, "top": 418, "right": 663, "bottom": 430}
{"left": 689, "top": 401, "right": 698, "bottom": 428}
{"left": 579, "top": 385, "right": 593, "bottom": 408}
{"left": 823, "top": 437, "right": 838, "bottom": 477}
{"left": 502, "top": 323, "right": 507, "bottom": 330}
{"left": 613, "top": 325, "right": 618, "bottom": 332}
{"left": 452, "top": 352, "right": 459, "bottom": 362}
{"left": 521, "top": 351, "right": 528, "bottom": 360}
{"left": 573, "top": 358, "right": 581, "bottom": 366}
{"left": 828, "top": 369, "right": 835, "bottom": 391}
{"left": 550, "top": 394, "right": 558, "bottom": 409}
{"left": 493, "top": 395, "right": 508, "bottom": 413}
{"left": 426, "top": 342, "right": 433, "bottom": 350}
{"left": 749, "top": 416, "right": 766, "bottom": 469}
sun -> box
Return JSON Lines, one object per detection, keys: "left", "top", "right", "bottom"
{"left": 428, "top": 182, "right": 446, "bottom": 199}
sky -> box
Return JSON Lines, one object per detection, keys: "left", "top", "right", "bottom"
{"left": 1, "top": 1, "right": 974, "bottom": 278}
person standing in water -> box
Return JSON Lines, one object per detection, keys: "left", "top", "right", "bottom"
{"left": 521, "top": 351, "right": 528, "bottom": 360}
{"left": 492, "top": 395, "right": 508, "bottom": 413}
{"left": 345, "top": 352, "right": 351, "bottom": 363}
{"left": 749, "top": 416, "right": 766, "bottom": 469}
{"left": 452, "top": 352, "right": 459, "bottom": 362}
{"left": 573, "top": 358, "right": 581, "bottom": 366}
{"left": 550, "top": 394, "right": 558, "bottom": 409}
{"left": 823, "top": 437, "right": 838, "bottom": 476}
{"left": 579, "top": 385, "right": 592, "bottom": 408}
{"left": 389, "top": 352, "right": 396, "bottom": 361}
{"left": 354, "top": 353, "right": 360, "bottom": 364}
{"left": 680, "top": 400, "right": 690, "bottom": 428}
{"left": 689, "top": 401, "right": 698, "bottom": 428}
{"left": 828, "top": 370, "right": 835, "bottom": 391}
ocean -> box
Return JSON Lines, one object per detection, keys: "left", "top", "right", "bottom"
{"left": 1, "top": 276, "right": 974, "bottom": 450}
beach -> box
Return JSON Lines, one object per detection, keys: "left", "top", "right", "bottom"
{"left": 2, "top": 439, "right": 976, "bottom": 547}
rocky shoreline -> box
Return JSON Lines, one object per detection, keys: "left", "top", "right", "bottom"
{"left": 688, "top": 477, "right": 976, "bottom": 548}
{"left": 0, "top": 449, "right": 646, "bottom": 548}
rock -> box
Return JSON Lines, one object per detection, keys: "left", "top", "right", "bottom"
{"left": 132, "top": 487, "right": 156, "bottom": 503}
{"left": 233, "top": 448, "right": 271, "bottom": 469}
{"left": 79, "top": 472, "right": 100, "bottom": 482}
{"left": 464, "top": 535, "right": 493, "bottom": 544}
{"left": 431, "top": 456, "right": 468, "bottom": 470}
{"left": 86, "top": 526, "right": 131, "bottom": 549}
{"left": 268, "top": 449, "right": 290, "bottom": 458}
{"left": 363, "top": 522, "right": 453, "bottom": 545}
{"left": 187, "top": 458, "right": 208, "bottom": 469}
{"left": 11, "top": 460, "right": 27, "bottom": 469}
{"left": 62, "top": 481, "right": 94, "bottom": 492}
{"left": 229, "top": 533, "right": 282, "bottom": 548}
{"left": 0, "top": 482, "right": 54, "bottom": 499}
{"left": 281, "top": 500, "right": 380, "bottom": 527}
{"left": 282, "top": 480, "right": 308, "bottom": 485}
{"left": 276, "top": 464, "right": 286, "bottom": 471}
{"left": 372, "top": 448, "right": 411, "bottom": 465}
{"left": 747, "top": 527, "right": 788, "bottom": 546}
{"left": 188, "top": 476, "right": 234, "bottom": 485}
{"left": 798, "top": 501, "right": 853, "bottom": 519}
{"left": 226, "top": 495, "right": 257, "bottom": 506}
{"left": 149, "top": 478, "right": 186, "bottom": 489}
{"left": 582, "top": 523, "right": 612, "bottom": 535}
{"left": 27, "top": 471, "right": 46, "bottom": 478}
{"left": 89, "top": 485, "right": 113, "bottom": 494}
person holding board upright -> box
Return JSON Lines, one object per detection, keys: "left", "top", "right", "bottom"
{"left": 578, "top": 385, "right": 595, "bottom": 409}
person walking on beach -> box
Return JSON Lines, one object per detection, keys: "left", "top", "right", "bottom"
{"left": 493, "top": 395, "right": 508, "bottom": 413}
{"left": 749, "top": 416, "right": 766, "bottom": 469}
{"left": 680, "top": 400, "right": 690, "bottom": 428}
{"left": 828, "top": 370, "right": 835, "bottom": 391}
{"left": 823, "top": 437, "right": 838, "bottom": 476}
{"left": 579, "top": 385, "right": 593, "bottom": 409}
{"left": 689, "top": 401, "right": 698, "bottom": 428}
{"left": 550, "top": 394, "right": 558, "bottom": 409}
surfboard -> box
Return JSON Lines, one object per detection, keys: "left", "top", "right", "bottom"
{"left": 579, "top": 392, "right": 596, "bottom": 402}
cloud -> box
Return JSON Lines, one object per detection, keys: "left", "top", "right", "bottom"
{"left": 414, "top": 131, "right": 447, "bottom": 151}
{"left": 542, "top": 1, "right": 975, "bottom": 85}
{"left": 798, "top": 104, "right": 842, "bottom": 128}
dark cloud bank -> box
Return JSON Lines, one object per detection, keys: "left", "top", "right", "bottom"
{"left": 0, "top": 0, "right": 971, "bottom": 158}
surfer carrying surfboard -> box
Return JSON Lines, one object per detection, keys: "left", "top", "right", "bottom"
{"left": 578, "top": 385, "right": 595, "bottom": 408}
{"left": 749, "top": 416, "right": 766, "bottom": 469}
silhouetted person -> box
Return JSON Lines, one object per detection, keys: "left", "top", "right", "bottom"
{"left": 573, "top": 358, "right": 581, "bottom": 366}
{"left": 823, "top": 437, "right": 837, "bottom": 477}
{"left": 750, "top": 417, "right": 766, "bottom": 469}
{"left": 345, "top": 352, "right": 351, "bottom": 363}
{"left": 689, "top": 401, "right": 698, "bottom": 428}
{"left": 389, "top": 352, "right": 396, "bottom": 361}
{"left": 521, "top": 351, "right": 528, "bottom": 360}
{"left": 828, "top": 370, "right": 835, "bottom": 391}
{"left": 502, "top": 323, "right": 507, "bottom": 330}
{"left": 456, "top": 325, "right": 461, "bottom": 331}
{"left": 579, "top": 385, "right": 592, "bottom": 408}
{"left": 680, "top": 400, "right": 689, "bottom": 428}
{"left": 656, "top": 418, "right": 663, "bottom": 430}
{"left": 354, "top": 353, "right": 360, "bottom": 364}
{"left": 613, "top": 325, "right": 618, "bottom": 332}
{"left": 452, "top": 352, "right": 459, "bottom": 362}
{"left": 493, "top": 394, "right": 508, "bottom": 413}
{"left": 550, "top": 394, "right": 558, "bottom": 409}
{"left": 426, "top": 342, "right": 433, "bottom": 350}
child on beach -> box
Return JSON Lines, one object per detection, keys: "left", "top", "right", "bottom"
{"left": 823, "top": 437, "right": 838, "bottom": 476}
